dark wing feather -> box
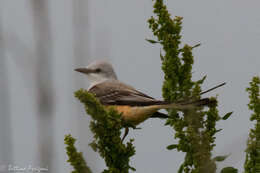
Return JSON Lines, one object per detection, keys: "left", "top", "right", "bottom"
{"left": 88, "top": 79, "right": 169, "bottom": 106}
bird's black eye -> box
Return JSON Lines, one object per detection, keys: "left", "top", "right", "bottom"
{"left": 95, "top": 68, "right": 101, "bottom": 73}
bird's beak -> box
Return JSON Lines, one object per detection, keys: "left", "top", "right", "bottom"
{"left": 74, "top": 68, "right": 95, "bottom": 74}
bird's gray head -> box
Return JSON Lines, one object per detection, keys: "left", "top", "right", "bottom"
{"left": 75, "top": 60, "right": 117, "bottom": 85}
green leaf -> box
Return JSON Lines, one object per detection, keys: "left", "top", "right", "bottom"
{"left": 145, "top": 39, "right": 160, "bottom": 44}
{"left": 129, "top": 166, "right": 136, "bottom": 171}
{"left": 197, "top": 75, "right": 207, "bottom": 84}
{"left": 160, "top": 49, "right": 164, "bottom": 61}
{"left": 178, "top": 164, "right": 184, "bottom": 173}
{"left": 220, "top": 167, "right": 238, "bottom": 173}
{"left": 167, "top": 144, "right": 178, "bottom": 150}
{"left": 216, "top": 129, "right": 223, "bottom": 133}
{"left": 222, "top": 112, "right": 233, "bottom": 120}
{"left": 213, "top": 154, "right": 229, "bottom": 162}
{"left": 191, "top": 43, "right": 201, "bottom": 49}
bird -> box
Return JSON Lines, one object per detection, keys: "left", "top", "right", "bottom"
{"left": 75, "top": 60, "right": 225, "bottom": 140}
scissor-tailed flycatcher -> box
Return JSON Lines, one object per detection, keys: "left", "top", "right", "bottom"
{"left": 75, "top": 60, "right": 225, "bottom": 140}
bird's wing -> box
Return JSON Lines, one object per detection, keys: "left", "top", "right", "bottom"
{"left": 88, "top": 79, "right": 168, "bottom": 106}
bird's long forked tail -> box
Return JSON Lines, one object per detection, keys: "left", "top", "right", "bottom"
{"left": 150, "top": 83, "right": 225, "bottom": 118}
{"left": 159, "top": 82, "right": 226, "bottom": 110}
{"left": 167, "top": 98, "right": 217, "bottom": 110}
{"left": 151, "top": 98, "right": 217, "bottom": 119}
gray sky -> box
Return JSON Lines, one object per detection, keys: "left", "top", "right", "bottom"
{"left": 1, "top": 0, "right": 259, "bottom": 172}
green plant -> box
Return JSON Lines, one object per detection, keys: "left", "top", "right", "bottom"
{"left": 147, "top": 0, "right": 234, "bottom": 172}
{"left": 66, "top": 90, "right": 135, "bottom": 173}
{"left": 64, "top": 134, "right": 92, "bottom": 173}
{"left": 244, "top": 76, "right": 260, "bottom": 173}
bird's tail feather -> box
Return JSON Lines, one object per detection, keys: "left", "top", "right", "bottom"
{"left": 159, "top": 98, "right": 217, "bottom": 110}
{"left": 164, "top": 82, "right": 225, "bottom": 110}
{"left": 150, "top": 83, "right": 225, "bottom": 118}
{"left": 150, "top": 98, "right": 216, "bottom": 118}
{"left": 180, "top": 98, "right": 217, "bottom": 107}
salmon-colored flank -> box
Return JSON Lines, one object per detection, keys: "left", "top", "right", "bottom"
{"left": 105, "top": 103, "right": 192, "bottom": 125}
{"left": 106, "top": 105, "right": 164, "bottom": 125}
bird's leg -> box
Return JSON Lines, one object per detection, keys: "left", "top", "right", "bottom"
{"left": 121, "top": 127, "right": 129, "bottom": 142}
{"left": 120, "top": 118, "right": 142, "bottom": 141}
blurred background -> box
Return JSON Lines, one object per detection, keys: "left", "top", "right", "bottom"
{"left": 0, "top": 0, "right": 259, "bottom": 172}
